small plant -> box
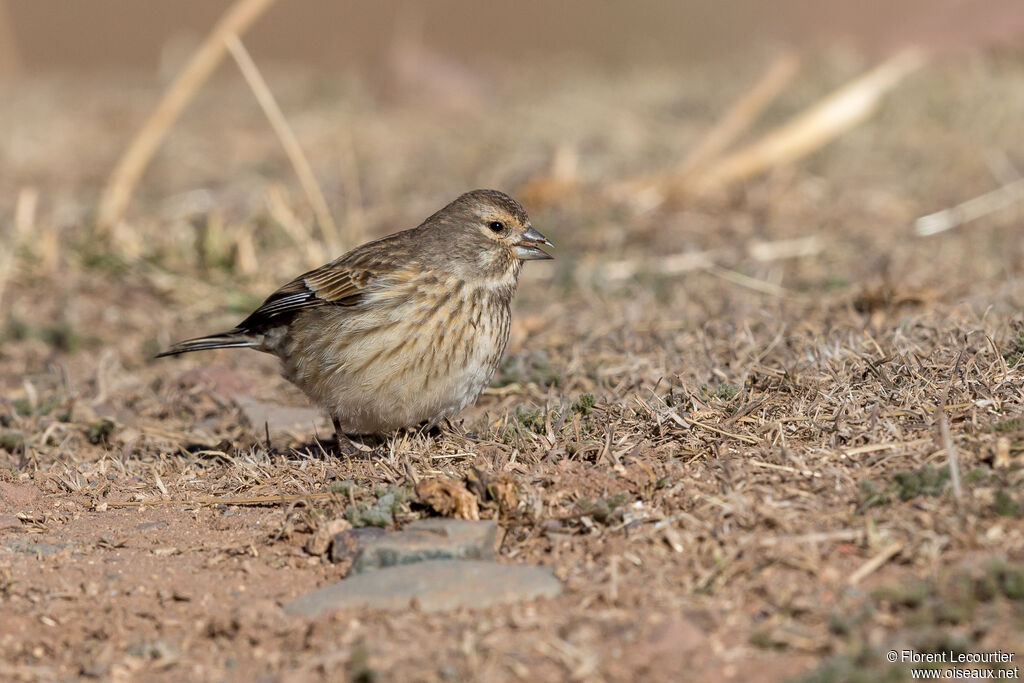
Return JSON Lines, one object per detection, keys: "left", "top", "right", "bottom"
{"left": 11, "top": 396, "right": 64, "bottom": 418}
{"left": 2, "top": 317, "right": 85, "bottom": 353}
{"left": 0, "top": 432, "right": 23, "bottom": 453}
{"left": 793, "top": 650, "right": 909, "bottom": 683}
{"left": 572, "top": 393, "right": 596, "bottom": 416}
{"left": 331, "top": 480, "right": 354, "bottom": 496}
{"left": 857, "top": 480, "right": 891, "bottom": 509}
{"left": 697, "top": 383, "right": 740, "bottom": 403}
{"left": 1003, "top": 332, "right": 1024, "bottom": 368}
{"left": 513, "top": 405, "right": 546, "bottom": 433}
{"left": 344, "top": 486, "right": 409, "bottom": 528}
{"left": 872, "top": 560, "right": 1024, "bottom": 631}
{"left": 993, "top": 489, "right": 1020, "bottom": 517}
{"left": 493, "top": 352, "right": 561, "bottom": 388}
{"left": 891, "top": 464, "right": 949, "bottom": 501}
{"left": 713, "top": 383, "right": 739, "bottom": 401}
{"left": 991, "top": 416, "right": 1024, "bottom": 433}
{"left": 858, "top": 465, "right": 957, "bottom": 510}
{"left": 576, "top": 492, "right": 628, "bottom": 524}
{"left": 86, "top": 419, "right": 116, "bottom": 446}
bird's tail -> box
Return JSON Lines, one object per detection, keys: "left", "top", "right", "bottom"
{"left": 155, "top": 330, "right": 258, "bottom": 358}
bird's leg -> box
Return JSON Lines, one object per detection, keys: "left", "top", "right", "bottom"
{"left": 420, "top": 417, "right": 448, "bottom": 438}
{"left": 332, "top": 416, "right": 361, "bottom": 456}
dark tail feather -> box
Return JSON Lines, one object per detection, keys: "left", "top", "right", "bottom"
{"left": 155, "top": 330, "right": 258, "bottom": 358}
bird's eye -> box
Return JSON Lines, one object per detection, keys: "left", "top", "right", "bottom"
{"left": 488, "top": 221, "right": 505, "bottom": 233}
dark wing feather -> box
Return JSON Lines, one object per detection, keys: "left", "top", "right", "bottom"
{"left": 235, "top": 262, "right": 379, "bottom": 333}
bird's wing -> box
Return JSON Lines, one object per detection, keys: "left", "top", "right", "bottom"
{"left": 234, "top": 260, "right": 385, "bottom": 333}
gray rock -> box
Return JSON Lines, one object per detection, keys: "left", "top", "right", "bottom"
{"left": 330, "top": 527, "right": 387, "bottom": 564}
{"left": 0, "top": 514, "right": 23, "bottom": 531}
{"left": 331, "top": 518, "right": 497, "bottom": 573}
{"left": 406, "top": 518, "right": 497, "bottom": 549}
{"left": 4, "top": 537, "right": 69, "bottom": 555}
{"left": 234, "top": 396, "right": 322, "bottom": 434}
{"left": 284, "top": 560, "right": 561, "bottom": 616}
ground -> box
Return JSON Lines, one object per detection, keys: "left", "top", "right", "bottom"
{"left": 1, "top": 48, "right": 1024, "bottom": 681}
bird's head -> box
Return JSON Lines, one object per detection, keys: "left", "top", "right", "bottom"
{"left": 424, "top": 189, "right": 553, "bottom": 280}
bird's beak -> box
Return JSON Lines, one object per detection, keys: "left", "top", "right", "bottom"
{"left": 514, "top": 226, "right": 554, "bottom": 260}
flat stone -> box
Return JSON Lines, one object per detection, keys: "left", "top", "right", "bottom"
{"left": 0, "top": 514, "right": 23, "bottom": 531}
{"left": 405, "top": 518, "right": 497, "bottom": 548}
{"left": 330, "top": 527, "right": 387, "bottom": 564}
{"left": 234, "top": 396, "right": 323, "bottom": 434}
{"left": 284, "top": 560, "right": 561, "bottom": 617}
{"left": 4, "top": 537, "right": 69, "bottom": 555}
{"left": 331, "top": 518, "right": 497, "bottom": 572}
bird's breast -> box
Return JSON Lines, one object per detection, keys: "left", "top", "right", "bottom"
{"left": 281, "top": 275, "right": 513, "bottom": 433}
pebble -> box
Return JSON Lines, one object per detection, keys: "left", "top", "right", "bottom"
{"left": 4, "top": 537, "right": 69, "bottom": 555}
{"left": 0, "top": 514, "right": 23, "bottom": 531}
{"left": 233, "top": 396, "right": 322, "bottom": 433}
{"left": 284, "top": 560, "right": 561, "bottom": 616}
{"left": 333, "top": 518, "right": 497, "bottom": 573}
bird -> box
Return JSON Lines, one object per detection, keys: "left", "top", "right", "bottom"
{"left": 158, "top": 189, "right": 553, "bottom": 454}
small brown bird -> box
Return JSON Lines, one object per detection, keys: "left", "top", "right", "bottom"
{"left": 158, "top": 189, "right": 552, "bottom": 453}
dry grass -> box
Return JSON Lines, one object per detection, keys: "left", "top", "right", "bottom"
{"left": 1, "top": 48, "right": 1024, "bottom": 681}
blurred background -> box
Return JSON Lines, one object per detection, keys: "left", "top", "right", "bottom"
{"left": 5, "top": 0, "right": 1024, "bottom": 71}
{"left": 1, "top": 0, "right": 1023, "bottom": 361}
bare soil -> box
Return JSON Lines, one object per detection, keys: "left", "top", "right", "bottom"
{"left": 2, "top": 49, "right": 1024, "bottom": 681}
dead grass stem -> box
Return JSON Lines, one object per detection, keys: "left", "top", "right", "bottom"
{"left": 225, "top": 34, "right": 341, "bottom": 254}
{"left": 95, "top": 0, "right": 278, "bottom": 231}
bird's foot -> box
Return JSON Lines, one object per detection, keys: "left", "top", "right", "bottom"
{"left": 332, "top": 416, "right": 364, "bottom": 457}
{"left": 334, "top": 433, "right": 363, "bottom": 457}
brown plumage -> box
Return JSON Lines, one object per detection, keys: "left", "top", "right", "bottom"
{"left": 158, "top": 189, "right": 552, "bottom": 453}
